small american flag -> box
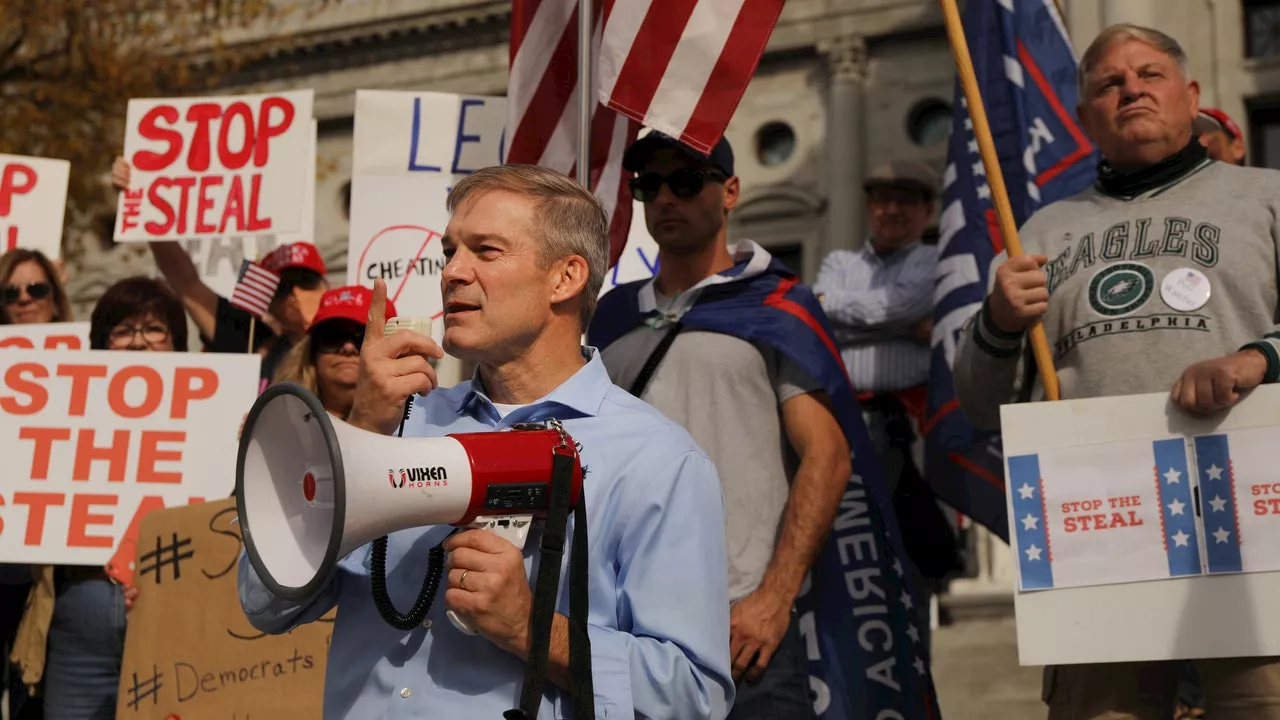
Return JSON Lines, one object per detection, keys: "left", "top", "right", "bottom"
{"left": 229, "top": 260, "right": 280, "bottom": 319}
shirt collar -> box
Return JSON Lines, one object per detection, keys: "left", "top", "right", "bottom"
{"left": 455, "top": 347, "right": 613, "bottom": 424}
{"left": 637, "top": 239, "right": 773, "bottom": 315}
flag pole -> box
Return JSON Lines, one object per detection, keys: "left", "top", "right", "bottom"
{"left": 938, "top": 0, "right": 1061, "bottom": 401}
{"left": 576, "top": 0, "right": 592, "bottom": 187}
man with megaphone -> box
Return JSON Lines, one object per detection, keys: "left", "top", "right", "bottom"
{"left": 236, "top": 164, "right": 735, "bottom": 719}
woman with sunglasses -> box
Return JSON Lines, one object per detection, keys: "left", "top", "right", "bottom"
{"left": 10, "top": 277, "right": 186, "bottom": 720}
{"left": 273, "top": 285, "right": 396, "bottom": 419}
{"left": 0, "top": 248, "right": 75, "bottom": 719}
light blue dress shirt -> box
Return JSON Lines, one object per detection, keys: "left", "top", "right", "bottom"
{"left": 238, "top": 348, "right": 734, "bottom": 719}
{"left": 813, "top": 242, "right": 939, "bottom": 393}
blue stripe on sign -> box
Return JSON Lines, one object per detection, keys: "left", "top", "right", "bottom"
{"left": 1008, "top": 454, "right": 1053, "bottom": 590}
{"left": 1151, "top": 438, "right": 1202, "bottom": 577}
{"left": 1195, "top": 434, "right": 1243, "bottom": 574}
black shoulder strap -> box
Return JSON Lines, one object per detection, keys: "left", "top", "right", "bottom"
{"left": 507, "top": 446, "right": 593, "bottom": 719}
{"left": 628, "top": 320, "right": 684, "bottom": 397}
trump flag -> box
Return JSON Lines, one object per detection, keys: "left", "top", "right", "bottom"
{"left": 926, "top": 0, "right": 1098, "bottom": 541}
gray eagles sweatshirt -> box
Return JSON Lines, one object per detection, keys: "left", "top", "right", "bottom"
{"left": 953, "top": 158, "right": 1280, "bottom": 430}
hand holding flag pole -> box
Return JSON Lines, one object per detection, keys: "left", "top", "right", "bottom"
{"left": 938, "top": 0, "right": 1061, "bottom": 401}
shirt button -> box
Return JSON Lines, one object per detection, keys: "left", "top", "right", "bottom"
{"left": 422, "top": 618, "right": 432, "bottom": 630}
{"left": 400, "top": 688, "right": 411, "bottom": 699}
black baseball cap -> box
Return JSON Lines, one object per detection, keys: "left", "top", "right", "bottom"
{"left": 623, "top": 131, "right": 735, "bottom": 177}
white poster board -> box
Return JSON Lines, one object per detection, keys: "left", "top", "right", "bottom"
{"left": 347, "top": 90, "right": 505, "bottom": 341}
{"left": 0, "top": 153, "right": 70, "bottom": 259}
{"left": 1002, "top": 385, "right": 1280, "bottom": 666}
{"left": 182, "top": 119, "right": 319, "bottom": 297}
{"left": 0, "top": 322, "right": 90, "bottom": 350}
{"left": 0, "top": 350, "right": 260, "bottom": 566}
{"left": 348, "top": 90, "right": 662, "bottom": 336}
{"left": 114, "top": 90, "right": 314, "bottom": 242}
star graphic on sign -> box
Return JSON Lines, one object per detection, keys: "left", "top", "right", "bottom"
{"left": 1018, "top": 483, "right": 1036, "bottom": 500}
{"left": 1210, "top": 495, "right": 1228, "bottom": 513}
{"left": 1168, "top": 499, "right": 1186, "bottom": 516}
{"left": 1213, "top": 527, "right": 1231, "bottom": 544}
{"left": 1206, "top": 464, "right": 1224, "bottom": 481}
{"left": 900, "top": 590, "right": 914, "bottom": 610}
{"left": 1172, "top": 530, "right": 1190, "bottom": 548}
{"left": 1021, "top": 513, "right": 1039, "bottom": 531}
{"left": 1163, "top": 468, "right": 1182, "bottom": 485}
{"left": 1025, "top": 544, "right": 1043, "bottom": 561}
{"left": 907, "top": 624, "right": 920, "bottom": 644}
{"left": 913, "top": 656, "right": 926, "bottom": 676}
{"left": 892, "top": 558, "right": 904, "bottom": 577}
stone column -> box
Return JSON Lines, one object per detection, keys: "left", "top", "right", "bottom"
{"left": 820, "top": 35, "right": 869, "bottom": 254}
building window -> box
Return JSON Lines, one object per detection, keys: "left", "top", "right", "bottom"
{"left": 755, "top": 122, "right": 796, "bottom": 167}
{"left": 1249, "top": 101, "right": 1280, "bottom": 169}
{"left": 1246, "top": 0, "right": 1280, "bottom": 58}
{"left": 907, "top": 98, "right": 952, "bottom": 146}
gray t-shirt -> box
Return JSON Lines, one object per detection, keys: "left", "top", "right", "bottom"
{"left": 601, "top": 315, "right": 820, "bottom": 603}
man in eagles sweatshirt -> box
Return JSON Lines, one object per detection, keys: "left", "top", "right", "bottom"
{"left": 954, "top": 23, "right": 1280, "bottom": 720}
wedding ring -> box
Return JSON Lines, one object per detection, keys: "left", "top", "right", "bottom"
{"left": 459, "top": 569, "right": 470, "bottom": 590}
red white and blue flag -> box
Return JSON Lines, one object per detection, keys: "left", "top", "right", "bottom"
{"left": 229, "top": 260, "right": 280, "bottom": 319}
{"left": 926, "top": 0, "right": 1098, "bottom": 541}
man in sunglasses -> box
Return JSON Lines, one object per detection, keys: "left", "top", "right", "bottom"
{"left": 590, "top": 133, "right": 941, "bottom": 718}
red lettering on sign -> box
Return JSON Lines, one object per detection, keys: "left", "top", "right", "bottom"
{"left": 255, "top": 97, "right": 295, "bottom": 166}
{"left": 59, "top": 364, "right": 108, "bottom": 416}
{"left": 19, "top": 427, "right": 71, "bottom": 480}
{"left": 1, "top": 362, "right": 49, "bottom": 414}
{"left": 133, "top": 105, "right": 183, "bottom": 171}
{"left": 195, "top": 176, "right": 223, "bottom": 233}
{"left": 0, "top": 163, "right": 36, "bottom": 215}
{"left": 108, "top": 365, "right": 163, "bottom": 419}
{"left": 137, "top": 431, "right": 185, "bottom": 484}
{"left": 68, "top": 494, "right": 118, "bottom": 548}
{"left": 13, "top": 492, "right": 66, "bottom": 546}
{"left": 172, "top": 368, "right": 218, "bottom": 419}
{"left": 73, "top": 428, "right": 130, "bottom": 482}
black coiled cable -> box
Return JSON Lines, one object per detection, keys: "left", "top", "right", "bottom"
{"left": 369, "top": 534, "right": 446, "bottom": 631}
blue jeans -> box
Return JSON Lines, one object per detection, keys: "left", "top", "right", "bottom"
{"left": 727, "top": 612, "right": 817, "bottom": 720}
{"left": 43, "top": 577, "right": 126, "bottom": 720}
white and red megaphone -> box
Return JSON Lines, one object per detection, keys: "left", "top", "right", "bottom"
{"left": 234, "top": 382, "right": 582, "bottom": 632}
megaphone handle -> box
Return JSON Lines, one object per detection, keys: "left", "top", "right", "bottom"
{"left": 446, "top": 518, "right": 533, "bottom": 635}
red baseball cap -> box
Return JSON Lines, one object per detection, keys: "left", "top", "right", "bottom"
{"left": 261, "top": 242, "right": 327, "bottom": 275}
{"left": 1194, "top": 108, "right": 1242, "bottom": 140}
{"left": 308, "top": 285, "right": 396, "bottom": 332}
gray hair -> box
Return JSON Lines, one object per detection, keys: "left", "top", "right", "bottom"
{"left": 445, "top": 165, "right": 610, "bottom": 329}
{"left": 1077, "top": 24, "right": 1190, "bottom": 97}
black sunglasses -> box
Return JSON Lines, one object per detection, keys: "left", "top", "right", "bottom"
{"left": 2, "top": 282, "right": 52, "bottom": 306}
{"left": 312, "top": 325, "right": 365, "bottom": 355}
{"left": 629, "top": 168, "right": 725, "bottom": 203}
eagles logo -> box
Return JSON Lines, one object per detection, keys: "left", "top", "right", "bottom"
{"left": 1088, "top": 263, "right": 1154, "bottom": 318}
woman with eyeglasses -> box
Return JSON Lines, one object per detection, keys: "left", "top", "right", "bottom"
{"left": 273, "top": 285, "right": 396, "bottom": 419}
{"left": 10, "top": 276, "right": 186, "bottom": 720}
{"left": 0, "top": 248, "right": 73, "bottom": 326}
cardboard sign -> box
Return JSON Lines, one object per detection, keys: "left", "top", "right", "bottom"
{"left": 181, "top": 120, "right": 319, "bottom": 298}
{"left": 0, "top": 350, "right": 260, "bottom": 566}
{"left": 116, "top": 499, "right": 330, "bottom": 720}
{"left": 1002, "top": 385, "right": 1280, "bottom": 666}
{"left": 114, "top": 90, "right": 314, "bottom": 242}
{"left": 0, "top": 153, "right": 70, "bottom": 259}
{"left": 0, "top": 322, "right": 89, "bottom": 350}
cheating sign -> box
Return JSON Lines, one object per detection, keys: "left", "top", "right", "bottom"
{"left": 114, "top": 91, "right": 314, "bottom": 242}
{"left": 0, "top": 153, "right": 71, "bottom": 259}
{"left": 0, "top": 350, "right": 260, "bottom": 565}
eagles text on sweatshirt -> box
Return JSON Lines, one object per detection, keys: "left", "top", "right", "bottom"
{"left": 953, "top": 159, "right": 1280, "bottom": 430}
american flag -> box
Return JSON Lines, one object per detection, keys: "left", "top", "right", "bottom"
{"left": 925, "top": 0, "right": 1097, "bottom": 541}
{"left": 506, "top": 0, "right": 781, "bottom": 267}
{"left": 506, "top": 0, "right": 639, "bottom": 267}
{"left": 229, "top": 260, "right": 280, "bottom": 319}
{"left": 595, "top": 0, "right": 784, "bottom": 155}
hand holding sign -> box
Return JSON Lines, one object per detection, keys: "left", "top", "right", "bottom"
{"left": 347, "top": 279, "right": 443, "bottom": 436}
